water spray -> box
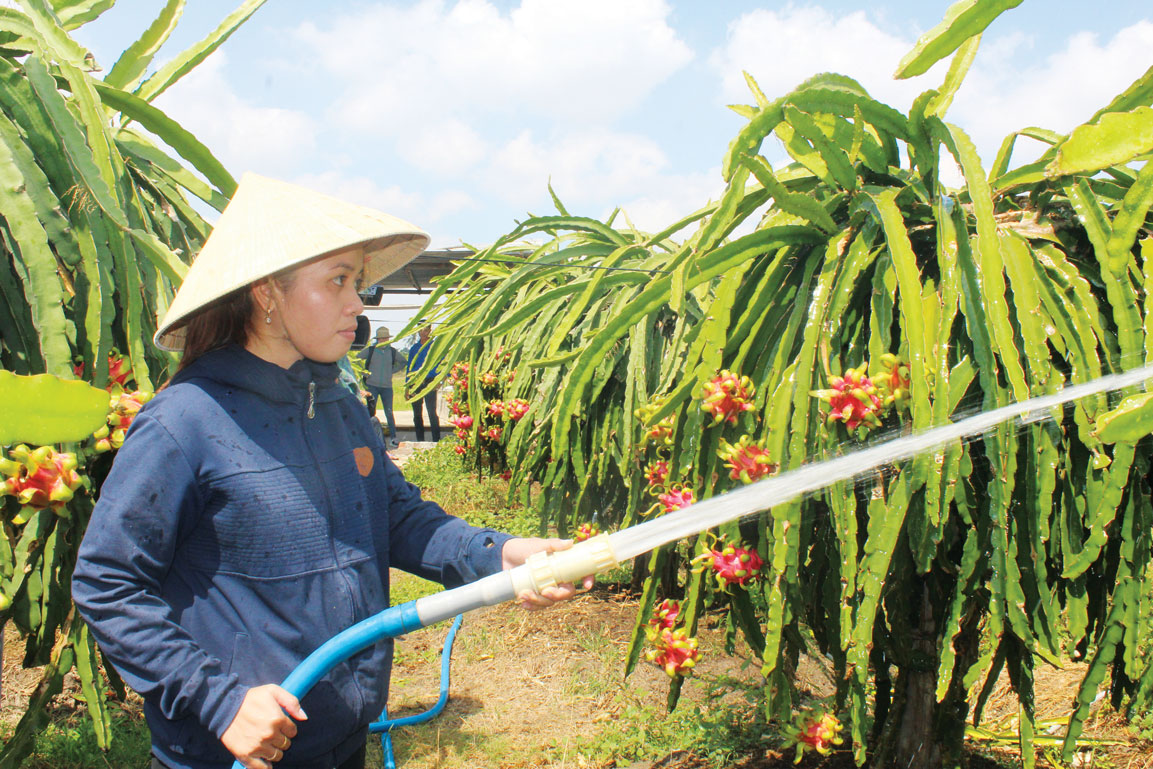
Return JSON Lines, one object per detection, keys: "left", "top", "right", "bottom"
{"left": 228, "top": 363, "right": 1153, "bottom": 769}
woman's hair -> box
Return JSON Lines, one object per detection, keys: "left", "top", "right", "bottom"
{"left": 177, "top": 287, "right": 255, "bottom": 371}
{"left": 177, "top": 270, "right": 298, "bottom": 371}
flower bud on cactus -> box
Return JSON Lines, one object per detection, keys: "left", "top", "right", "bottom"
{"left": 787, "top": 710, "right": 845, "bottom": 762}
{"left": 811, "top": 364, "right": 883, "bottom": 435}
{"left": 691, "top": 539, "right": 764, "bottom": 588}
{"left": 700, "top": 370, "right": 755, "bottom": 425}
{"left": 717, "top": 436, "right": 777, "bottom": 483}
{"left": 635, "top": 399, "right": 675, "bottom": 447}
{"left": 1, "top": 444, "right": 83, "bottom": 521}
{"left": 574, "top": 522, "right": 599, "bottom": 542}
{"left": 871, "top": 353, "right": 911, "bottom": 408}
{"left": 647, "top": 416, "right": 675, "bottom": 445}
{"left": 649, "top": 599, "right": 680, "bottom": 630}
{"left": 644, "top": 627, "right": 701, "bottom": 677}
{"left": 657, "top": 485, "right": 695, "bottom": 513}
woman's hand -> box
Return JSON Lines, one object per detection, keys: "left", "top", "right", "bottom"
{"left": 221, "top": 684, "right": 307, "bottom": 768}
{"left": 501, "top": 537, "right": 595, "bottom": 610}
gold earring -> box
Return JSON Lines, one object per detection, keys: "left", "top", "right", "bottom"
{"left": 264, "top": 305, "right": 273, "bottom": 325}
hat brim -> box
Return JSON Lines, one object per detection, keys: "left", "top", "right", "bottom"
{"left": 154, "top": 174, "right": 429, "bottom": 351}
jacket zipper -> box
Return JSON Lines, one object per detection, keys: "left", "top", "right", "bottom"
{"left": 298, "top": 380, "right": 365, "bottom": 715}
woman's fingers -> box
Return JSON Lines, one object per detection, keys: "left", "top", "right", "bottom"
{"left": 269, "top": 686, "right": 307, "bottom": 724}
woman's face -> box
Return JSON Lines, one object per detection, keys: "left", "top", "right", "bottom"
{"left": 249, "top": 248, "right": 365, "bottom": 368}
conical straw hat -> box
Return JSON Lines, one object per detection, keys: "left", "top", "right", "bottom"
{"left": 154, "top": 173, "right": 429, "bottom": 351}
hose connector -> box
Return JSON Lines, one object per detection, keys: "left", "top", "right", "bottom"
{"left": 512, "top": 533, "right": 618, "bottom": 595}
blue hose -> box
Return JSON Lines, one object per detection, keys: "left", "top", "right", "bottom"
{"left": 370, "top": 613, "right": 464, "bottom": 769}
{"left": 228, "top": 601, "right": 426, "bottom": 769}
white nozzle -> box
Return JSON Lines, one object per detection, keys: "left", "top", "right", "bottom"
{"left": 510, "top": 534, "right": 618, "bottom": 596}
{"left": 414, "top": 534, "right": 619, "bottom": 626}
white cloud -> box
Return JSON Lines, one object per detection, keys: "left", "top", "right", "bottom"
{"left": 614, "top": 168, "right": 724, "bottom": 236}
{"left": 482, "top": 129, "right": 670, "bottom": 206}
{"left": 154, "top": 52, "right": 317, "bottom": 179}
{"left": 397, "top": 118, "right": 490, "bottom": 175}
{"left": 711, "top": 6, "right": 941, "bottom": 113}
{"left": 949, "top": 21, "right": 1153, "bottom": 165}
{"left": 711, "top": 8, "right": 1153, "bottom": 177}
{"left": 426, "top": 189, "right": 478, "bottom": 222}
{"left": 291, "top": 170, "right": 424, "bottom": 220}
{"left": 288, "top": 171, "right": 477, "bottom": 244}
{"left": 297, "top": 0, "right": 693, "bottom": 131}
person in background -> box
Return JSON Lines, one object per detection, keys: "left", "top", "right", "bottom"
{"left": 357, "top": 326, "right": 406, "bottom": 448}
{"left": 71, "top": 174, "right": 586, "bottom": 769}
{"left": 405, "top": 325, "right": 441, "bottom": 443}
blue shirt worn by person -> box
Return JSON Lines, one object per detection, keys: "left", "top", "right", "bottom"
{"left": 406, "top": 338, "right": 438, "bottom": 382}
{"left": 72, "top": 345, "right": 511, "bottom": 769}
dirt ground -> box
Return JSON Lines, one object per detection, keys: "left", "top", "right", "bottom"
{"left": 2, "top": 586, "right": 1152, "bottom": 768}
{"left": 380, "top": 581, "right": 1153, "bottom": 769}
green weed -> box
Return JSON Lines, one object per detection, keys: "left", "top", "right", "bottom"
{"left": 402, "top": 441, "right": 539, "bottom": 536}
{"left": 566, "top": 683, "right": 767, "bottom": 768}
{"left": 6, "top": 707, "right": 152, "bottom": 769}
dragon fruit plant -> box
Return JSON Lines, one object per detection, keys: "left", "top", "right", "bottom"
{"left": 784, "top": 710, "right": 845, "bottom": 763}
{"left": 644, "top": 626, "right": 701, "bottom": 677}
{"left": 644, "top": 598, "right": 700, "bottom": 677}
{"left": 503, "top": 398, "right": 530, "bottom": 421}
{"left": 649, "top": 598, "right": 680, "bottom": 630}
{"left": 574, "top": 522, "right": 600, "bottom": 542}
{"left": 636, "top": 397, "right": 676, "bottom": 448}
{"left": 700, "top": 370, "right": 756, "bottom": 425}
{"left": 0, "top": 445, "right": 84, "bottom": 523}
{"left": 400, "top": 4, "right": 1153, "bottom": 765}
{"left": 644, "top": 459, "right": 670, "bottom": 489}
{"left": 717, "top": 435, "right": 777, "bottom": 484}
{"left": 74, "top": 351, "right": 133, "bottom": 391}
{"left": 871, "top": 353, "right": 911, "bottom": 409}
{"left": 93, "top": 388, "right": 155, "bottom": 452}
{"left": 657, "top": 484, "right": 695, "bottom": 514}
{"left": 691, "top": 537, "right": 764, "bottom": 589}
{"left": 811, "top": 363, "right": 884, "bottom": 438}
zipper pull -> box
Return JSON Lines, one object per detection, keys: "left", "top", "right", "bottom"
{"left": 307, "top": 381, "right": 316, "bottom": 419}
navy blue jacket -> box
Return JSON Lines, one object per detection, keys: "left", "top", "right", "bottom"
{"left": 72, "top": 346, "right": 511, "bottom": 769}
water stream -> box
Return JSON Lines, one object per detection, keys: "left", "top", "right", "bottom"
{"left": 607, "top": 364, "right": 1153, "bottom": 562}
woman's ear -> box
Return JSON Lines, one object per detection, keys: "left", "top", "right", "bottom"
{"left": 251, "top": 278, "right": 275, "bottom": 316}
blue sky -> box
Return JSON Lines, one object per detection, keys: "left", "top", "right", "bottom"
{"left": 75, "top": 1, "right": 1153, "bottom": 251}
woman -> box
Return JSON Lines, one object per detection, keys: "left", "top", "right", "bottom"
{"left": 72, "top": 174, "right": 584, "bottom": 769}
